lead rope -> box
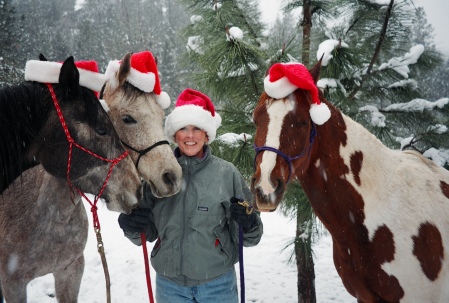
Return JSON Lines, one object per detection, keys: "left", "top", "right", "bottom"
{"left": 141, "top": 233, "right": 155, "bottom": 303}
{"left": 238, "top": 225, "right": 245, "bottom": 303}
{"left": 236, "top": 200, "right": 254, "bottom": 303}
{"left": 46, "top": 83, "right": 129, "bottom": 303}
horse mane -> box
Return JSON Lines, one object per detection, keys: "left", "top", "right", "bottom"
{"left": 0, "top": 81, "right": 51, "bottom": 193}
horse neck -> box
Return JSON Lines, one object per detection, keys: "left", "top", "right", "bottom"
{"left": 1, "top": 165, "right": 83, "bottom": 225}
{"left": 297, "top": 111, "right": 389, "bottom": 232}
{"left": 0, "top": 82, "right": 50, "bottom": 192}
{"left": 35, "top": 166, "right": 83, "bottom": 222}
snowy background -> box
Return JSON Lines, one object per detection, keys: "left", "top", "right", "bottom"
{"left": 259, "top": 0, "right": 449, "bottom": 60}
{"left": 23, "top": 198, "right": 356, "bottom": 303}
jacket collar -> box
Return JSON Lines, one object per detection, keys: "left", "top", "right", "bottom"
{"left": 174, "top": 145, "right": 211, "bottom": 173}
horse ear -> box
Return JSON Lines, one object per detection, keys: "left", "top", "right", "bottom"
{"left": 59, "top": 56, "right": 80, "bottom": 94}
{"left": 39, "top": 54, "right": 48, "bottom": 61}
{"left": 265, "top": 62, "right": 275, "bottom": 76}
{"left": 309, "top": 55, "right": 323, "bottom": 84}
{"left": 118, "top": 52, "right": 132, "bottom": 86}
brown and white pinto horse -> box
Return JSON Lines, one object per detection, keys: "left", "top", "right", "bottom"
{"left": 251, "top": 61, "right": 449, "bottom": 302}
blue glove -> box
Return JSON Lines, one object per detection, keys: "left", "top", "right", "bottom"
{"left": 230, "top": 197, "right": 256, "bottom": 229}
{"left": 118, "top": 208, "right": 151, "bottom": 233}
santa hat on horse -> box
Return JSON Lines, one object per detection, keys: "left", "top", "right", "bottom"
{"left": 164, "top": 88, "right": 222, "bottom": 144}
{"left": 264, "top": 62, "right": 331, "bottom": 125}
{"left": 24, "top": 58, "right": 105, "bottom": 95}
{"left": 104, "top": 51, "right": 170, "bottom": 109}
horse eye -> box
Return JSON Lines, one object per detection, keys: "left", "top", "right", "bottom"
{"left": 122, "top": 115, "right": 137, "bottom": 124}
{"left": 95, "top": 127, "right": 109, "bottom": 136}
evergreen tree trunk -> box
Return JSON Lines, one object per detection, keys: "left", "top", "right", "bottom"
{"left": 301, "top": 0, "right": 312, "bottom": 66}
{"left": 298, "top": 1, "right": 315, "bottom": 299}
{"left": 296, "top": 215, "right": 316, "bottom": 303}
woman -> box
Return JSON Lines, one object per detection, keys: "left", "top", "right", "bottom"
{"left": 118, "top": 88, "right": 263, "bottom": 303}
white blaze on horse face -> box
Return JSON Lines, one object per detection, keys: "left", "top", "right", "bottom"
{"left": 259, "top": 99, "right": 294, "bottom": 195}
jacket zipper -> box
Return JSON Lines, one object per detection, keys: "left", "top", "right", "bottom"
{"left": 180, "top": 157, "right": 191, "bottom": 284}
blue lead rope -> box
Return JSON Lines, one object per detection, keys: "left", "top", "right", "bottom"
{"left": 238, "top": 225, "right": 245, "bottom": 303}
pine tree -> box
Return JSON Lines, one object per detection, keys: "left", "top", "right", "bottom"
{"left": 313, "top": 0, "right": 449, "bottom": 157}
{"left": 178, "top": 0, "right": 267, "bottom": 177}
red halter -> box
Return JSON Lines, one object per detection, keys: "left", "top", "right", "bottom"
{"left": 46, "top": 83, "right": 129, "bottom": 230}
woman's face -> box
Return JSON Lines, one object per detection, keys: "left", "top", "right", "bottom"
{"left": 175, "top": 125, "right": 208, "bottom": 158}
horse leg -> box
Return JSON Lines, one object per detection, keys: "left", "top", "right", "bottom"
{"left": 0, "top": 278, "right": 27, "bottom": 303}
{"left": 53, "top": 255, "right": 84, "bottom": 303}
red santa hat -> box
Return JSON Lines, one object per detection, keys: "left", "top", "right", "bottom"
{"left": 24, "top": 59, "right": 105, "bottom": 95}
{"left": 164, "top": 88, "right": 222, "bottom": 143}
{"left": 264, "top": 63, "right": 331, "bottom": 125}
{"left": 104, "top": 51, "right": 170, "bottom": 109}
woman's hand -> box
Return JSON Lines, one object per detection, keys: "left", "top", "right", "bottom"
{"left": 118, "top": 208, "right": 152, "bottom": 233}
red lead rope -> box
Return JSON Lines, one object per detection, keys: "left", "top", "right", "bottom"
{"left": 141, "top": 233, "right": 155, "bottom": 303}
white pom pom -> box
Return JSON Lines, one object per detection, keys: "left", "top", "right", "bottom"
{"left": 156, "top": 91, "right": 171, "bottom": 109}
{"left": 309, "top": 103, "right": 331, "bottom": 125}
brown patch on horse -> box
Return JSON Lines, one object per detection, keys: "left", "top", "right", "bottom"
{"left": 369, "top": 225, "right": 403, "bottom": 302}
{"left": 440, "top": 180, "right": 449, "bottom": 199}
{"left": 350, "top": 151, "right": 363, "bottom": 186}
{"left": 412, "top": 222, "right": 444, "bottom": 281}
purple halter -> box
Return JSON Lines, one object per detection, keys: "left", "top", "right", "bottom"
{"left": 253, "top": 122, "right": 316, "bottom": 183}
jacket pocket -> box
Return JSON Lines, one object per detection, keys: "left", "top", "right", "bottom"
{"left": 151, "top": 237, "right": 162, "bottom": 258}
{"left": 213, "top": 224, "right": 235, "bottom": 261}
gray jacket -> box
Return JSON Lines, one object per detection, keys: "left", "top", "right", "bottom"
{"left": 124, "top": 146, "right": 263, "bottom": 286}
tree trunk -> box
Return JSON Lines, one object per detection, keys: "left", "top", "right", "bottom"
{"left": 296, "top": 215, "right": 316, "bottom": 303}
{"left": 301, "top": 0, "right": 312, "bottom": 67}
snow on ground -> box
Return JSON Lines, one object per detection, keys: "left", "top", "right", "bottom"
{"left": 24, "top": 200, "right": 355, "bottom": 302}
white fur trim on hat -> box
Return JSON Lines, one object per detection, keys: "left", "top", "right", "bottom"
{"left": 105, "top": 59, "right": 157, "bottom": 93}
{"left": 263, "top": 75, "right": 297, "bottom": 99}
{"left": 127, "top": 66, "right": 155, "bottom": 93}
{"left": 78, "top": 68, "right": 106, "bottom": 92}
{"left": 164, "top": 104, "right": 221, "bottom": 144}
{"left": 24, "top": 60, "right": 105, "bottom": 92}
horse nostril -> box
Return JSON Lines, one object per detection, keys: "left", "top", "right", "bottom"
{"left": 162, "top": 172, "right": 175, "bottom": 187}
{"left": 275, "top": 178, "right": 284, "bottom": 189}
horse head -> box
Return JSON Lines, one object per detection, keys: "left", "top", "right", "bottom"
{"left": 102, "top": 51, "right": 182, "bottom": 198}
{"left": 26, "top": 56, "right": 142, "bottom": 213}
{"left": 251, "top": 60, "right": 326, "bottom": 212}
